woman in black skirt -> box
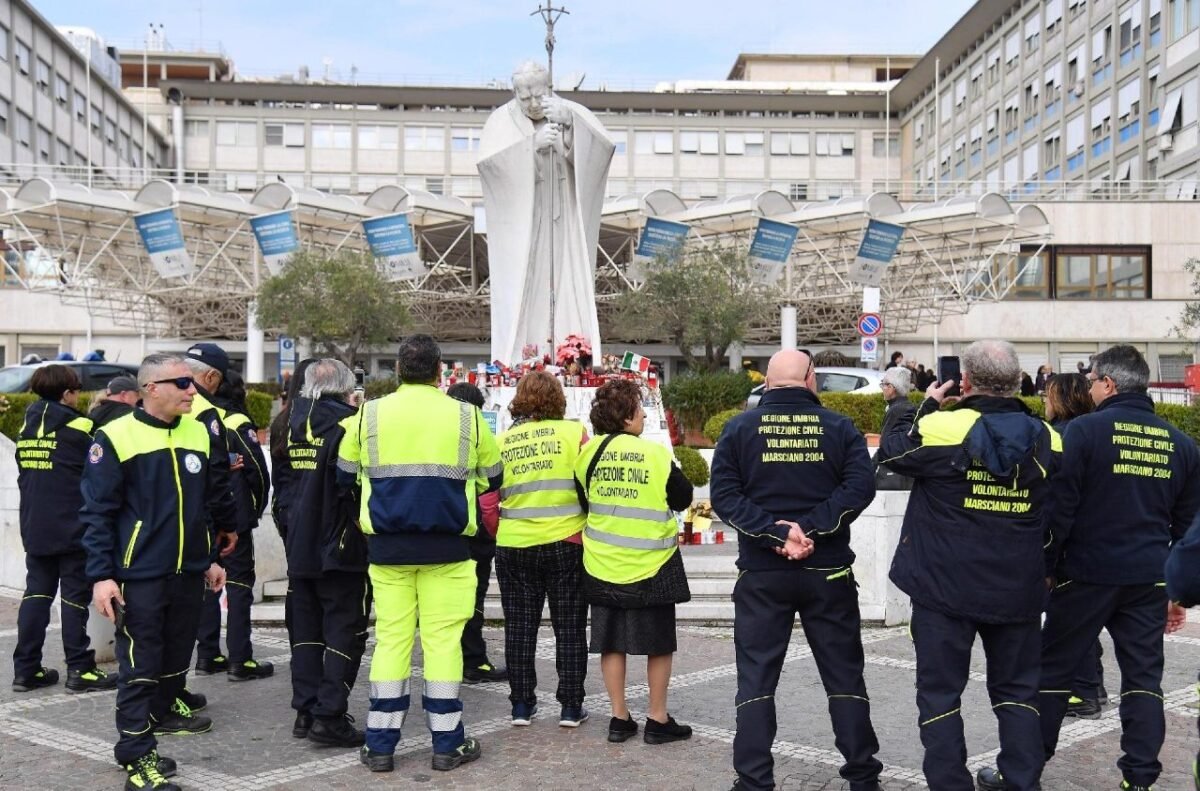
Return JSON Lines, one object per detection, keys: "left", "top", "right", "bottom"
{"left": 576, "top": 379, "right": 694, "bottom": 745}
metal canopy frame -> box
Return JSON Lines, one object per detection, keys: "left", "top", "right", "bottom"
{"left": 0, "top": 177, "right": 1049, "bottom": 348}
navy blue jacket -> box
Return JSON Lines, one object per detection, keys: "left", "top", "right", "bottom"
{"left": 710, "top": 387, "right": 876, "bottom": 572}
{"left": 80, "top": 409, "right": 223, "bottom": 582}
{"left": 214, "top": 396, "right": 271, "bottom": 534}
{"left": 879, "top": 395, "right": 1060, "bottom": 623}
{"left": 1047, "top": 392, "right": 1200, "bottom": 586}
{"left": 286, "top": 396, "right": 366, "bottom": 577}
{"left": 16, "top": 400, "right": 93, "bottom": 556}
{"left": 1167, "top": 512, "right": 1200, "bottom": 606}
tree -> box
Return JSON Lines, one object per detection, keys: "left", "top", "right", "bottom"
{"left": 255, "top": 250, "right": 410, "bottom": 366}
{"left": 1177, "top": 258, "right": 1200, "bottom": 338}
{"left": 614, "top": 244, "right": 766, "bottom": 372}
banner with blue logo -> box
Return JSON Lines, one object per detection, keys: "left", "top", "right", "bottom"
{"left": 134, "top": 208, "right": 192, "bottom": 279}
{"left": 748, "top": 218, "right": 799, "bottom": 285}
{"left": 849, "top": 219, "right": 904, "bottom": 287}
{"left": 362, "top": 213, "right": 425, "bottom": 281}
{"left": 630, "top": 217, "right": 689, "bottom": 280}
{"left": 250, "top": 210, "right": 300, "bottom": 275}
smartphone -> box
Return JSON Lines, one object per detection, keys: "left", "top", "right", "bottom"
{"left": 354, "top": 367, "right": 366, "bottom": 393}
{"left": 937, "top": 355, "right": 962, "bottom": 398}
{"left": 228, "top": 451, "right": 239, "bottom": 465}
{"left": 113, "top": 599, "right": 126, "bottom": 631}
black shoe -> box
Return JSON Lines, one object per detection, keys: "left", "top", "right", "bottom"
{"left": 431, "top": 736, "right": 482, "bottom": 771}
{"left": 608, "top": 714, "right": 638, "bottom": 743}
{"left": 116, "top": 750, "right": 175, "bottom": 779}
{"left": 228, "top": 658, "right": 274, "bottom": 681}
{"left": 12, "top": 666, "right": 59, "bottom": 692}
{"left": 1065, "top": 696, "right": 1102, "bottom": 719}
{"left": 195, "top": 655, "right": 228, "bottom": 675}
{"left": 1119, "top": 783, "right": 1153, "bottom": 791}
{"left": 850, "top": 784, "right": 883, "bottom": 791}
{"left": 559, "top": 706, "right": 589, "bottom": 727}
{"left": 307, "top": 713, "right": 364, "bottom": 747}
{"left": 123, "top": 751, "right": 180, "bottom": 790}
{"left": 293, "top": 710, "right": 313, "bottom": 739}
{"left": 177, "top": 688, "right": 207, "bottom": 713}
{"left": 976, "top": 767, "right": 1006, "bottom": 791}
{"left": 65, "top": 666, "right": 118, "bottom": 692}
{"left": 463, "top": 663, "right": 509, "bottom": 683}
{"left": 644, "top": 715, "right": 692, "bottom": 745}
{"left": 360, "top": 745, "right": 394, "bottom": 772}
{"left": 154, "top": 698, "right": 213, "bottom": 736}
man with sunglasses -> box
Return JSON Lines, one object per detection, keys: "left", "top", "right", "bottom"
{"left": 1040, "top": 344, "right": 1200, "bottom": 791}
{"left": 184, "top": 343, "right": 274, "bottom": 683}
{"left": 82, "top": 353, "right": 229, "bottom": 791}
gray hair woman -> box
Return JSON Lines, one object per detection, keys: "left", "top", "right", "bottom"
{"left": 876, "top": 366, "right": 917, "bottom": 490}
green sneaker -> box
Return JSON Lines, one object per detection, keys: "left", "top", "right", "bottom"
{"left": 12, "top": 666, "right": 59, "bottom": 692}
{"left": 1119, "top": 783, "right": 1154, "bottom": 791}
{"left": 123, "top": 751, "right": 180, "bottom": 790}
{"left": 66, "top": 666, "right": 118, "bottom": 692}
{"left": 431, "top": 736, "right": 482, "bottom": 771}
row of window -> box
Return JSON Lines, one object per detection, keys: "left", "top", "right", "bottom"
{"left": 188, "top": 119, "right": 900, "bottom": 159}
{"left": 999, "top": 245, "right": 1149, "bottom": 299}
{"left": 0, "top": 98, "right": 144, "bottom": 167}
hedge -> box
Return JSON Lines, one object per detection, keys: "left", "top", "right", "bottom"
{"left": 662, "top": 371, "right": 753, "bottom": 431}
{"left": 703, "top": 408, "right": 742, "bottom": 444}
{"left": 246, "top": 381, "right": 282, "bottom": 399}
{"left": 674, "top": 445, "right": 710, "bottom": 487}
{"left": 245, "top": 391, "right": 274, "bottom": 430}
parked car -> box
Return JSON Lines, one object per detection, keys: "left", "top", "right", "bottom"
{"left": 746, "top": 366, "right": 884, "bottom": 408}
{"left": 0, "top": 361, "right": 139, "bottom": 393}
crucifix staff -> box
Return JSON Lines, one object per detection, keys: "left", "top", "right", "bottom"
{"left": 531, "top": 3, "right": 569, "bottom": 358}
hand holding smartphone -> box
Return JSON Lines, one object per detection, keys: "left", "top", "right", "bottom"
{"left": 937, "top": 355, "right": 962, "bottom": 398}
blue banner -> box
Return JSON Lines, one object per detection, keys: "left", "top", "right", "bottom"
{"left": 362, "top": 213, "right": 425, "bottom": 281}
{"left": 748, "top": 218, "right": 799, "bottom": 285}
{"left": 849, "top": 219, "right": 905, "bottom": 287}
{"left": 250, "top": 211, "right": 300, "bottom": 275}
{"left": 635, "top": 217, "right": 689, "bottom": 259}
{"left": 134, "top": 208, "right": 192, "bottom": 279}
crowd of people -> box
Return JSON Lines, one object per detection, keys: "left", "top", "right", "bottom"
{"left": 9, "top": 334, "right": 1200, "bottom": 791}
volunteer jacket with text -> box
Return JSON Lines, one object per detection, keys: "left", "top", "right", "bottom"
{"left": 710, "top": 386, "right": 876, "bottom": 572}
{"left": 1046, "top": 392, "right": 1200, "bottom": 587}
{"left": 80, "top": 409, "right": 223, "bottom": 582}
{"left": 16, "top": 399, "right": 93, "bottom": 556}
{"left": 286, "top": 395, "right": 366, "bottom": 577}
{"left": 189, "top": 388, "right": 242, "bottom": 534}
{"left": 879, "top": 395, "right": 1060, "bottom": 623}
{"left": 214, "top": 396, "right": 271, "bottom": 533}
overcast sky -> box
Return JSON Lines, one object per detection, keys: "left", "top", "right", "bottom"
{"left": 42, "top": 0, "right": 976, "bottom": 88}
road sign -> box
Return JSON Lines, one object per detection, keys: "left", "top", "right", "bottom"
{"left": 857, "top": 312, "right": 883, "bottom": 337}
{"left": 278, "top": 336, "right": 296, "bottom": 381}
{"left": 860, "top": 337, "right": 878, "bottom": 363}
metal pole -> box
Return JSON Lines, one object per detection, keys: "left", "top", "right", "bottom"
{"left": 532, "top": 3, "right": 569, "bottom": 358}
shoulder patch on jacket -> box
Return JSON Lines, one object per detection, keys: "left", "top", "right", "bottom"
{"left": 88, "top": 443, "right": 104, "bottom": 464}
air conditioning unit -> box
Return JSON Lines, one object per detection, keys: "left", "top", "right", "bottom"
{"left": 1072, "top": 80, "right": 1086, "bottom": 97}
{"left": 1160, "top": 133, "right": 1174, "bottom": 151}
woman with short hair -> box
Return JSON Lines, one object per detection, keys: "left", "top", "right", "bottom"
{"left": 577, "top": 379, "right": 694, "bottom": 745}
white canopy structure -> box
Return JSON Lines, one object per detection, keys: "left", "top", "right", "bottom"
{"left": 0, "top": 177, "right": 1050, "bottom": 350}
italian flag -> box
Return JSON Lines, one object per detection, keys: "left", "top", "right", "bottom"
{"left": 621, "top": 351, "right": 650, "bottom": 375}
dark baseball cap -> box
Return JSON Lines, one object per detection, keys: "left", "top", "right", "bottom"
{"left": 106, "top": 375, "right": 139, "bottom": 395}
{"left": 185, "top": 343, "right": 230, "bottom": 376}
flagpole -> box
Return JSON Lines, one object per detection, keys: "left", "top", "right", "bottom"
{"left": 532, "top": 3, "right": 569, "bottom": 359}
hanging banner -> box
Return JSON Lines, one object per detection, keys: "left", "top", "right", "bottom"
{"left": 630, "top": 217, "right": 689, "bottom": 280}
{"left": 747, "top": 218, "right": 799, "bottom": 285}
{"left": 848, "top": 219, "right": 904, "bottom": 287}
{"left": 250, "top": 210, "right": 300, "bottom": 276}
{"left": 362, "top": 213, "right": 426, "bottom": 281}
{"left": 134, "top": 208, "right": 192, "bottom": 279}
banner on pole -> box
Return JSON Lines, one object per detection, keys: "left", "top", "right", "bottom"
{"left": 848, "top": 220, "right": 904, "bottom": 287}
{"left": 134, "top": 208, "right": 193, "bottom": 279}
{"left": 748, "top": 218, "right": 799, "bottom": 285}
{"left": 630, "top": 217, "right": 689, "bottom": 280}
{"left": 250, "top": 210, "right": 300, "bottom": 276}
{"left": 362, "top": 213, "right": 426, "bottom": 281}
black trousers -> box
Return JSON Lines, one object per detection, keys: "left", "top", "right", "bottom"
{"left": 113, "top": 573, "right": 205, "bottom": 764}
{"left": 1071, "top": 638, "right": 1106, "bottom": 700}
{"left": 732, "top": 567, "right": 882, "bottom": 791}
{"left": 910, "top": 603, "right": 1042, "bottom": 791}
{"left": 495, "top": 541, "right": 587, "bottom": 708}
{"left": 1040, "top": 581, "right": 1167, "bottom": 787}
{"left": 13, "top": 551, "right": 94, "bottom": 677}
{"left": 287, "top": 571, "right": 371, "bottom": 719}
{"left": 197, "top": 531, "right": 256, "bottom": 664}
{"left": 461, "top": 537, "right": 496, "bottom": 670}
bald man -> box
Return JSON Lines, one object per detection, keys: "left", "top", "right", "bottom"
{"left": 711, "top": 349, "right": 882, "bottom": 791}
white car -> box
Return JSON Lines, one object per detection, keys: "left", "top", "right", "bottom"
{"left": 747, "top": 367, "right": 884, "bottom": 407}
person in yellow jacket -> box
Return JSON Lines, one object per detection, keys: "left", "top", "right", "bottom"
{"left": 576, "top": 379, "right": 693, "bottom": 745}
{"left": 495, "top": 371, "right": 589, "bottom": 727}
{"left": 336, "top": 335, "right": 502, "bottom": 774}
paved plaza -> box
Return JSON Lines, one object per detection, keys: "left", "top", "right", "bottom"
{"left": 0, "top": 588, "right": 1198, "bottom": 790}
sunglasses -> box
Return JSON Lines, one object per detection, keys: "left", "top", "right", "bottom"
{"left": 147, "top": 376, "right": 196, "bottom": 390}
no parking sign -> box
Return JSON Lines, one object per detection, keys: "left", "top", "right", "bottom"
{"left": 860, "top": 337, "right": 878, "bottom": 363}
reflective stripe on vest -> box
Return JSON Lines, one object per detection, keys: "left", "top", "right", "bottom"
{"left": 363, "top": 397, "right": 472, "bottom": 480}
{"left": 589, "top": 503, "right": 673, "bottom": 522}
{"left": 500, "top": 503, "right": 583, "bottom": 519}
{"left": 500, "top": 478, "right": 576, "bottom": 499}
{"left": 584, "top": 525, "right": 676, "bottom": 551}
